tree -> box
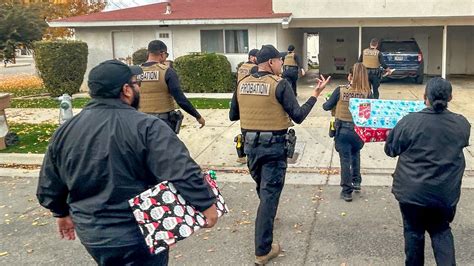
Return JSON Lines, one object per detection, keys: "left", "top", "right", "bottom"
{"left": 42, "top": 0, "right": 106, "bottom": 39}
{"left": 0, "top": 3, "right": 47, "bottom": 61}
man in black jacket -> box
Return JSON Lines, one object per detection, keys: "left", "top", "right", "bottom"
{"left": 37, "top": 60, "right": 218, "bottom": 265}
{"left": 385, "top": 77, "right": 470, "bottom": 266}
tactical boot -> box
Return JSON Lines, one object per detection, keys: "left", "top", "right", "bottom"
{"left": 255, "top": 243, "right": 281, "bottom": 265}
{"left": 236, "top": 157, "right": 247, "bottom": 164}
{"left": 340, "top": 192, "right": 353, "bottom": 202}
{"left": 353, "top": 183, "right": 361, "bottom": 193}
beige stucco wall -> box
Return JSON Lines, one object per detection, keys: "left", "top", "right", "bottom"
{"left": 277, "top": 27, "right": 304, "bottom": 55}
{"left": 75, "top": 24, "right": 281, "bottom": 75}
{"left": 171, "top": 24, "right": 278, "bottom": 71}
{"left": 448, "top": 26, "right": 474, "bottom": 74}
{"left": 273, "top": 0, "right": 474, "bottom": 18}
{"left": 73, "top": 23, "right": 473, "bottom": 92}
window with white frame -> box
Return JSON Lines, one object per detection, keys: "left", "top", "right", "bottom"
{"left": 200, "top": 29, "right": 248, "bottom": 54}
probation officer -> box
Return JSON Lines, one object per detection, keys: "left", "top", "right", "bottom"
{"left": 237, "top": 48, "right": 259, "bottom": 82}
{"left": 323, "top": 63, "right": 371, "bottom": 202}
{"left": 282, "top": 44, "right": 305, "bottom": 96}
{"left": 358, "top": 38, "right": 391, "bottom": 99}
{"left": 229, "top": 44, "right": 329, "bottom": 265}
{"left": 235, "top": 48, "right": 259, "bottom": 164}
{"left": 139, "top": 40, "right": 205, "bottom": 133}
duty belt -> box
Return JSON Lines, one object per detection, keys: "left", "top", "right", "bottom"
{"left": 337, "top": 121, "right": 355, "bottom": 129}
{"left": 149, "top": 111, "right": 172, "bottom": 120}
{"left": 283, "top": 65, "right": 298, "bottom": 71}
{"left": 244, "top": 132, "right": 287, "bottom": 144}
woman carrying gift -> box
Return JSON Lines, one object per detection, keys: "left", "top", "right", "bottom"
{"left": 323, "top": 63, "right": 371, "bottom": 202}
{"left": 384, "top": 77, "right": 470, "bottom": 265}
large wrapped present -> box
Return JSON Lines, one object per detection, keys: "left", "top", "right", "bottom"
{"left": 128, "top": 171, "right": 229, "bottom": 255}
{"left": 349, "top": 98, "right": 425, "bottom": 129}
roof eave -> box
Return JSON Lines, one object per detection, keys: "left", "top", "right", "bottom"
{"left": 48, "top": 17, "right": 290, "bottom": 28}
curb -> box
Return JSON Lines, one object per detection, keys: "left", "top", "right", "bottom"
{"left": 0, "top": 63, "right": 31, "bottom": 68}
{"left": 1, "top": 156, "right": 472, "bottom": 176}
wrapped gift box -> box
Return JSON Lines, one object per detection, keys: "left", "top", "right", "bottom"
{"left": 349, "top": 98, "right": 425, "bottom": 129}
{"left": 128, "top": 171, "right": 228, "bottom": 255}
{"left": 354, "top": 126, "right": 391, "bottom": 142}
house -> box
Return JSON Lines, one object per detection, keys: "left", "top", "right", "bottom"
{"left": 49, "top": 0, "right": 474, "bottom": 78}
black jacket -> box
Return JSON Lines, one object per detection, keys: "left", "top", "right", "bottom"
{"left": 37, "top": 98, "right": 215, "bottom": 247}
{"left": 385, "top": 108, "right": 471, "bottom": 208}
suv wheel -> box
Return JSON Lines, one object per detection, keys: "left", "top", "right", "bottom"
{"left": 415, "top": 75, "right": 424, "bottom": 84}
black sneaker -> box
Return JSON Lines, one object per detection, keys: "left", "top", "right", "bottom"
{"left": 340, "top": 192, "right": 353, "bottom": 202}
{"left": 353, "top": 183, "right": 361, "bottom": 193}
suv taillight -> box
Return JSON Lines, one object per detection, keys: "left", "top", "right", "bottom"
{"left": 418, "top": 53, "right": 423, "bottom": 62}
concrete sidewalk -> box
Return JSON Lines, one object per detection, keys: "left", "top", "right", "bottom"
{"left": 2, "top": 75, "right": 474, "bottom": 188}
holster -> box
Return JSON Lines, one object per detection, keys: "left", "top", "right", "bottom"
{"left": 329, "top": 119, "right": 336, "bottom": 138}
{"left": 285, "top": 129, "right": 297, "bottom": 158}
{"left": 243, "top": 132, "right": 258, "bottom": 154}
{"left": 169, "top": 110, "right": 184, "bottom": 134}
{"left": 334, "top": 120, "right": 342, "bottom": 137}
{"left": 234, "top": 134, "right": 245, "bottom": 158}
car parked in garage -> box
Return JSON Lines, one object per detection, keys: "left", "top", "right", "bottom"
{"left": 379, "top": 39, "right": 424, "bottom": 84}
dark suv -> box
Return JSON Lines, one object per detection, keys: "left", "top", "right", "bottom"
{"left": 379, "top": 39, "right": 424, "bottom": 84}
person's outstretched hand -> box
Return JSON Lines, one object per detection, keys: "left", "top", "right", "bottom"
{"left": 313, "top": 74, "right": 331, "bottom": 98}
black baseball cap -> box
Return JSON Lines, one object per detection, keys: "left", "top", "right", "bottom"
{"left": 88, "top": 60, "right": 143, "bottom": 98}
{"left": 248, "top": 49, "right": 259, "bottom": 57}
{"left": 288, "top": 44, "right": 295, "bottom": 51}
{"left": 256, "top": 45, "right": 281, "bottom": 64}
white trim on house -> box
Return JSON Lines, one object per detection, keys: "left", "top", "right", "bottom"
{"left": 289, "top": 16, "right": 474, "bottom": 28}
{"left": 48, "top": 18, "right": 289, "bottom": 28}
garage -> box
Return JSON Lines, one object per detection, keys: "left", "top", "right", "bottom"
{"left": 282, "top": 19, "right": 474, "bottom": 79}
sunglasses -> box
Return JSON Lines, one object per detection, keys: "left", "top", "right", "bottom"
{"left": 128, "top": 80, "right": 142, "bottom": 87}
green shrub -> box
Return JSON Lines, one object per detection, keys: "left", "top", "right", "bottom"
{"left": 132, "top": 48, "right": 147, "bottom": 65}
{"left": 174, "top": 53, "right": 233, "bottom": 93}
{"left": 33, "top": 41, "right": 88, "bottom": 97}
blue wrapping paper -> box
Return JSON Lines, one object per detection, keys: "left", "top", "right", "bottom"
{"left": 349, "top": 98, "right": 426, "bottom": 129}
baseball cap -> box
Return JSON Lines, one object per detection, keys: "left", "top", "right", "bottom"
{"left": 88, "top": 60, "right": 143, "bottom": 98}
{"left": 248, "top": 49, "right": 259, "bottom": 57}
{"left": 256, "top": 45, "right": 281, "bottom": 64}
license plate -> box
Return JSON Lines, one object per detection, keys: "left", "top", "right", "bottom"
{"left": 394, "top": 56, "right": 403, "bottom": 61}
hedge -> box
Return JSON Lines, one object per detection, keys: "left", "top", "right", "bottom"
{"left": 174, "top": 53, "right": 233, "bottom": 93}
{"left": 33, "top": 41, "right": 88, "bottom": 97}
{"left": 132, "top": 48, "right": 147, "bottom": 65}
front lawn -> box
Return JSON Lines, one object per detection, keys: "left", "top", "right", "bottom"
{"left": 10, "top": 98, "right": 231, "bottom": 109}
{"left": 0, "top": 123, "right": 56, "bottom": 154}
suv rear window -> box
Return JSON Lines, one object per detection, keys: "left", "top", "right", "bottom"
{"left": 379, "top": 42, "right": 419, "bottom": 52}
